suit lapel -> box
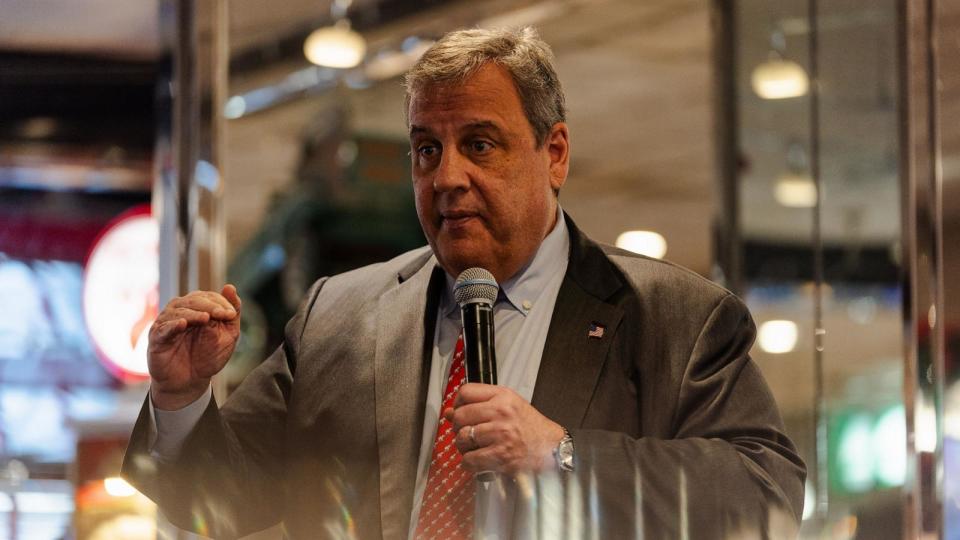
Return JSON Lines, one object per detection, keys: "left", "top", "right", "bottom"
{"left": 532, "top": 276, "right": 623, "bottom": 428}
{"left": 375, "top": 254, "right": 443, "bottom": 540}
{"left": 531, "top": 214, "right": 626, "bottom": 429}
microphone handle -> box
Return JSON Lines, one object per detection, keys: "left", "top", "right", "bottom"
{"left": 460, "top": 302, "right": 497, "bottom": 385}
{"left": 460, "top": 301, "right": 499, "bottom": 483}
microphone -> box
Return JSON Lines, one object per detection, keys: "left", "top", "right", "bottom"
{"left": 454, "top": 268, "right": 499, "bottom": 385}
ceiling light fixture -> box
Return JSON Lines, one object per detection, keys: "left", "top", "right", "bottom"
{"left": 752, "top": 59, "right": 809, "bottom": 99}
{"left": 615, "top": 231, "right": 667, "bottom": 259}
{"left": 304, "top": 0, "right": 365, "bottom": 69}
{"left": 758, "top": 320, "right": 798, "bottom": 354}
{"left": 751, "top": 28, "right": 809, "bottom": 100}
{"left": 775, "top": 172, "right": 818, "bottom": 208}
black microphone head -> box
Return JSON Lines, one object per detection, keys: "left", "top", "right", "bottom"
{"left": 454, "top": 268, "right": 499, "bottom": 306}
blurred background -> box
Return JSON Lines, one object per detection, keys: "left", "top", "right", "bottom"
{"left": 0, "top": 0, "right": 957, "bottom": 538}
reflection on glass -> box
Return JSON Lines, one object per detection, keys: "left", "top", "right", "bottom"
{"left": 731, "top": 0, "right": 902, "bottom": 537}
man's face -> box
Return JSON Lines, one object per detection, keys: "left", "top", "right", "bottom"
{"left": 408, "top": 63, "right": 569, "bottom": 283}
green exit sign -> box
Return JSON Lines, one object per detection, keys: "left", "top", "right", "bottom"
{"left": 828, "top": 404, "right": 906, "bottom": 494}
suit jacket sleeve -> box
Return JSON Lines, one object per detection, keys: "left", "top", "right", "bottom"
{"left": 121, "top": 278, "right": 328, "bottom": 539}
{"left": 566, "top": 293, "right": 805, "bottom": 539}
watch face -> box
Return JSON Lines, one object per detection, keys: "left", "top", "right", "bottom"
{"left": 558, "top": 439, "right": 575, "bottom": 470}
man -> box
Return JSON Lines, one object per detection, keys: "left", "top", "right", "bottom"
{"left": 124, "top": 27, "right": 805, "bottom": 539}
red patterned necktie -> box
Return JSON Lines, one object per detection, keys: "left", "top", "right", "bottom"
{"left": 414, "top": 331, "right": 475, "bottom": 539}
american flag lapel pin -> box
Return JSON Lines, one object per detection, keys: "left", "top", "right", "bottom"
{"left": 588, "top": 322, "right": 605, "bottom": 339}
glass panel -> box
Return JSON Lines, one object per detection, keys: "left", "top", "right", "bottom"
{"left": 816, "top": 1, "right": 903, "bottom": 536}
{"left": 733, "top": 0, "right": 820, "bottom": 529}
{"left": 729, "top": 0, "right": 904, "bottom": 537}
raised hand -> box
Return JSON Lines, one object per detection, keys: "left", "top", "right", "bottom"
{"left": 148, "top": 284, "right": 242, "bottom": 410}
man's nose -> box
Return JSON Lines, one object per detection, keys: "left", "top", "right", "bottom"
{"left": 432, "top": 148, "right": 472, "bottom": 192}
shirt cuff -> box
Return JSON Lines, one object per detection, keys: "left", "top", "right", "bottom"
{"left": 147, "top": 385, "right": 213, "bottom": 461}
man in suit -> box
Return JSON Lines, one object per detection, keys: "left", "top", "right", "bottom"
{"left": 123, "top": 27, "right": 805, "bottom": 539}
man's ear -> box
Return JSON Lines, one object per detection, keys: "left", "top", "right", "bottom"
{"left": 546, "top": 122, "right": 570, "bottom": 192}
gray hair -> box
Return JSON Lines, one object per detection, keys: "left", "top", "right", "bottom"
{"left": 403, "top": 26, "right": 566, "bottom": 146}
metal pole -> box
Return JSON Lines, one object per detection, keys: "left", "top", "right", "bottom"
{"left": 154, "top": 0, "right": 227, "bottom": 340}
{"left": 899, "top": 0, "right": 943, "bottom": 537}
{"left": 805, "top": 0, "right": 830, "bottom": 522}
{"left": 153, "top": 1, "right": 228, "bottom": 538}
{"left": 710, "top": 0, "right": 742, "bottom": 295}
{"left": 156, "top": 0, "right": 226, "bottom": 298}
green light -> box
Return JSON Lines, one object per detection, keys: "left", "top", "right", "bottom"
{"left": 873, "top": 405, "right": 906, "bottom": 487}
{"left": 837, "top": 413, "right": 875, "bottom": 492}
{"left": 829, "top": 404, "right": 907, "bottom": 495}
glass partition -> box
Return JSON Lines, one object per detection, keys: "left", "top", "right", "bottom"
{"left": 721, "top": 0, "right": 960, "bottom": 537}
{"left": 4, "top": 0, "right": 958, "bottom": 537}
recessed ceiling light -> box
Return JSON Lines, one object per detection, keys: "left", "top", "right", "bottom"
{"left": 774, "top": 172, "right": 818, "bottom": 208}
{"left": 758, "top": 320, "right": 798, "bottom": 354}
{"left": 615, "top": 231, "right": 667, "bottom": 259}
{"left": 751, "top": 59, "right": 809, "bottom": 100}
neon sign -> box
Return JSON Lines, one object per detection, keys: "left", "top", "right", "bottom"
{"left": 83, "top": 205, "right": 158, "bottom": 382}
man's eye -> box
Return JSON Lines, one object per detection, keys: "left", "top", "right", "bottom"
{"left": 470, "top": 141, "right": 493, "bottom": 154}
{"left": 417, "top": 144, "right": 439, "bottom": 158}
{"left": 469, "top": 140, "right": 493, "bottom": 153}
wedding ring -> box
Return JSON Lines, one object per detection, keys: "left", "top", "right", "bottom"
{"left": 468, "top": 425, "right": 478, "bottom": 448}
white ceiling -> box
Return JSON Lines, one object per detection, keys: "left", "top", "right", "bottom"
{"left": 0, "top": 0, "right": 160, "bottom": 58}
{"left": 0, "top": 0, "right": 340, "bottom": 58}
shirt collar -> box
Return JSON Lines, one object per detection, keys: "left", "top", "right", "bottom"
{"left": 440, "top": 206, "right": 570, "bottom": 318}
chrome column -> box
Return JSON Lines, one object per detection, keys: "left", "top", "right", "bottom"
{"left": 900, "top": 0, "right": 943, "bottom": 536}
{"left": 152, "top": 3, "right": 228, "bottom": 536}
{"left": 154, "top": 0, "right": 227, "bottom": 304}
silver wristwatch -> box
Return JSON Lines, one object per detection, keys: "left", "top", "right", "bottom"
{"left": 553, "top": 427, "right": 575, "bottom": 472}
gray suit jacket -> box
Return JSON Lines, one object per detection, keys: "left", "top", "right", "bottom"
{"left": 123, "top": 215, "right": 805, "bottom": 539}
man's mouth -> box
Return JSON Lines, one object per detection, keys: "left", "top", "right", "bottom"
{"left": 440, "top": 210, "right": 479, "bottom": 228}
